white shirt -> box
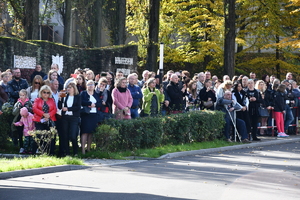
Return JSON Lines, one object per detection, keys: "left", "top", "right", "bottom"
{"left": 65, "top": 96, "right": 74, "bottom": 115}
{"left": 89, "top": 95, "right": 97, "bottom": 113}
{"left": 30, "top": 89, "right": 39, "bottom": 102}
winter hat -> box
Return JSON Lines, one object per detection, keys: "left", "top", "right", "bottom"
{"left": 20, "top": 107, "right": 29, "bottom": 117}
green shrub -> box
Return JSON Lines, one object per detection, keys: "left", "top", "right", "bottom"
{"left": 0, "top": 103, "right": 14, "bottom": 148}
{"left": 94, "top": 124, "right": 120, "bottom": 151}
{"left": 96, "top": 110, "right": 225, "bottom": 152}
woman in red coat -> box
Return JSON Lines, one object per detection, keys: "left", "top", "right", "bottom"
{"left": 32, "top": 85, "right": 57, "bottom": 155}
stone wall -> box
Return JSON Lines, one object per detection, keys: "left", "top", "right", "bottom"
{"left": 0, "top": 37, "right": 138, "bottom": 81}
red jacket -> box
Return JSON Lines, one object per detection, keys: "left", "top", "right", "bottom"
{"left": 33, "top": 97, "right": 57, "bottom": 122}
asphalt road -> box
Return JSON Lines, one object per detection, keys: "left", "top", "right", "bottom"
{"left": 1, "top": 142, "right": 300, "bottom": 200}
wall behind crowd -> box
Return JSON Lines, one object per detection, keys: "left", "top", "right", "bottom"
{"left": 0, "top": 37, "right": 138, "bottom": 81}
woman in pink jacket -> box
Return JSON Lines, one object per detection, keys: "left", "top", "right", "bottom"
{"left": 112, "top": 77, "right": 133, "bottom": 120}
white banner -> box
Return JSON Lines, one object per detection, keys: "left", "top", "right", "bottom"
{"left": 14, "top": 55, "right": 36, "bottom": 69}
{"left": 115, "top": 57, "right": 133, "bottom": 65}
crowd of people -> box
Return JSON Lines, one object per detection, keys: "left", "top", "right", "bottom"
{"left": 0, "top": 64, "right": 299, "bottom": 156}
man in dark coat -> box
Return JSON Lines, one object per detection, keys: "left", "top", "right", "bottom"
{"left": 166, "top": 74, "right": 187, "bottom": 114}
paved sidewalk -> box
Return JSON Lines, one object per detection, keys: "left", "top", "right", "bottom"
{"left": 1, "top": 135, "right": 300, "bottom": 180}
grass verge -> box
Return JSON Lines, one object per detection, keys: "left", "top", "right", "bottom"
{"left": 80, "top": 139, "right": 237, "bottom": 159}
{"left": 0, "top": 156, "right": 84, "bottom": 172}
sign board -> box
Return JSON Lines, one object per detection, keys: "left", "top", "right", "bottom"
{"left": 14, "top": 55, "right": 36, "bottom": 69}
{"left": 116, "top": 68, "right": 131, "bottom": 76}
{"left": 115, "top": 57, "right": 133, "bottom": 65}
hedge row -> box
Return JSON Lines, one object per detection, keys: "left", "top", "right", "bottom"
{"left": 94, "top": 110, "right": 226, "bottom": 151}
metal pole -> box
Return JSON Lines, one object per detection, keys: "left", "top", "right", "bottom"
{"left": 159, "top": 43, "right": 164, "bottom": 86}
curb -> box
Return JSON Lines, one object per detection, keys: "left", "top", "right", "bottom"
{"left": 0, "top": 165, "right": 89, "bottom": 180}
{"left": 158, "top": 137, "right": 300, "bottom": 159}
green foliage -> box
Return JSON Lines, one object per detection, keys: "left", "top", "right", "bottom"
{"left": 95, "top": 110, "right": 225, "bottom": 152}
{"left": 0, "top": 103, "right": 14, "bottom": 148}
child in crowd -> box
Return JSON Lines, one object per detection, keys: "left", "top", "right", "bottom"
{"left": 14, "top": 107, "right": 35, "bottom": 154}
{"left": 274, "top": 84, "right": 289, "bottom": 137}
{"left": 12, "top": 89, "right": 33, "bottom": 153}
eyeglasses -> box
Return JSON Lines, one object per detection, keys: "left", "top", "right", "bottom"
{"left": 42, "top": 91, "right": 51, "bottom": 94}
{"left": 35, "top": 82, "right": 40, "bottom": 85}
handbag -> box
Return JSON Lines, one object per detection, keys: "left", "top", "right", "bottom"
{"left": 203, "top": 101, "right": 214, "bottom": 108}
{"left": 258, "top": 106, "right": 269, "bottom": 117}
{"left": 80, "top": 106, "right": 91, "bottom": 115}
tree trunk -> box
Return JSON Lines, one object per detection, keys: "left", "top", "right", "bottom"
{"left": 146, "top": 0, "right": 160, "bottom": 71}
{"left": 112, "top": 0, "right": 126, "bottom": 45}
{"left": 24, "top": 0, "right": 39, "bottom": 40}
{"left": 223, "top": 0, "right": 236, "bottom": 78}
{"left": 92, "top": 0, "right": 102, "bottom": 47}
{"left": 63, "top": 0, "right": 72, "bottom": 46}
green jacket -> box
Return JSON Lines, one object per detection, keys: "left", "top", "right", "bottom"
{"left": 142, "top": 87, "right": 164, "bottom": 115}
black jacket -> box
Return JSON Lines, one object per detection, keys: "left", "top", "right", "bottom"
{"left": 8, "top": 78, "right": 29, "bottom": 103}
{"left": 274, "top": 91, "right": 285, "bottom": 112}
{"left": 30, "top": 71, "right": 46, "bottom": 83}
{"left": 58, "top": 94, "right": 82, "bottom": 117}
{"left": 245, "top": 88, "right": 263, "bottom": 116}
{"left": 166, "top": 81, "right": 186, "bottom": 111}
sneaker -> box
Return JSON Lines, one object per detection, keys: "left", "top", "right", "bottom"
{"left": 227, "top": 139, "right": 232, "bottom": 143}
{"left": 277, "top": 132, "right": 289, "bottom": 137}
{"left": 19, "top": 148, "right": 24, "bottom": 153}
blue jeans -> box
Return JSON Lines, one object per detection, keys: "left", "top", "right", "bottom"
{"left": 224, "top": 117, "right": 248, "bottom": 140}
{"left": 130, "top": 108, "right": 139, "bottom": 119}
{"left": 284, "top": 105, "right": 294, "bottom": 132}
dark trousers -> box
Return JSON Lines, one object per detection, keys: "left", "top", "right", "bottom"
{"left": 249, "top": 114, "right": 259, "bottom": 139}
{"left": 61, "top": 115, "right": 79, "bottom": 155}
{"left": 224, "top": 117, "right": 248, "bottom": 140}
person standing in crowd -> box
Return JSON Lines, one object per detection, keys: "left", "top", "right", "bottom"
{"left": 95, "top": 77, "right": 112, "bottom": 120}
{"left": 86, "top": 70, "right": 95, "bottom": 82}
{"left": 0, "top": 84, "right": 8, "bottom": 109}
{"left": 32, "top": 85, "right": 57, "bottom": 154}
{"left": 58, "top": 82, "right": 81, "bottom": 156}
{"left": 216, "top": 90, "right": 251, "bottom": 143}
{"left": 76, "top": 74, "right": 86, "bottom": 93}
{"left": 186, "top": 80, "right": 199, "bottom": 111}
{"left": 8, "top": 68, "right": 29, "bottom": 104}
{"left": 166, "top": 74, "right": 187, "bottom": 114}
{"left": 80, "top": 80, "right": 102, "bottom": 154}
{"left": 106, "top": 72, "right": 115, "bottom": 92}
{"left": 249, "top": 72, "right": 257, "bottom": 81}
{"left": 30, "top": 65, "right": 46, "bottom": 83}
{"left": 262, "top": 74, "right": 271, "bottom": 90}
{"left": 205, "top": 71, "right": 211, "bottom": 80}
{"left": 11, "top": 89, "right": 33, "bottom": 152}
{"left": 112, "top": 77, "right": 133, "bottom": 120}
{"left": 46, "top": 70, "right": 63, "bottom": 90}
{"left": 274, "top": 84, "right": 289, "bottom": 137}
{"left": 255, "top": 80, "right": 268, "bottom": 135}
{"left": 141, "top": 78, "right": 164, "bottom": 117}
{"left": 232, "top": 82, "right": 251, "bottom": 137}
{"left": 241, "top": 76, "right": 249, "bottom": 89}
{"left": 1, "top": 72, "right": 10, "bottom": 97}
{"left": 43, "top": 64, "right": 65, "bottom": 90}
{"left": 285, "top": 72, "right": 293, "bottom": 82}
{"left": 138, "top": 70, "right": 149, "bottom": 88}
{"left": 223, "top": 75, "right": 230, "bottom": 82}
{"left": 282, "top": 80, "right": 295, "bottom": 134}
{"left": 26, "top": 75, "right": 44, "bottom": 103}
{"left": 161, "top": 70, "right": 174, "bottom": 116}
{"left": 13, "top": 107, "right": 35, "bottom": 154}
{"left": 196, "top": 72, "right": 205, "bottom": 94}
{"left": 116, "top": 71, "right": 124, "bottom": 80}
{"left": 246, "top": 79, "right": 262, "bottom": 141}
{"left": 127, "top": 74, "right": 143, "bottom": 119}
{"left": 199, "top": 79, "right": 216, "bottom": 110}
{"left": 216, "top": 80, "right": 233, "bottom": 100}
